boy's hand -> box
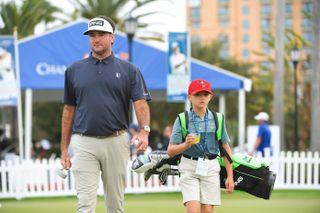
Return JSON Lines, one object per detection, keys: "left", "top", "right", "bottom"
{"left": 185, "top": 134, "right": 196, "bottom": 147}
{"left": 225, "top": 176, "right": 235, "bottom": 193}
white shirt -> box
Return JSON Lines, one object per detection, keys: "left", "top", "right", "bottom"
{"left": 0, "top": 51, "right": 15, "bottom": 81}
{"left": 170, "top": 52, "right": 187, "bottom": 75}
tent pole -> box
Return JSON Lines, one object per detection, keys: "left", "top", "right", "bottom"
{"left": 14, "top": 30, "right": 24, "bottom": 161}
{"left": 24, "top": 89, "right": 32, "bottom": 160}
{"left": 218, "top": 94, "right": 226, "bottom": 115}
{"left": 238, "top": 89, "right": 245, "bottom": 152}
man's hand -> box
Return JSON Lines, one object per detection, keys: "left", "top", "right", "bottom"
{"left": 60, "top": 150, "right": 72, "bottom": 170}
{"left": 131, "top": 131, "right": 149, "bottom": 153}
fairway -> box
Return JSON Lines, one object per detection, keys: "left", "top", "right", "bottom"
{"left": 1, "top": 190, "right": 320, "bottom": 213}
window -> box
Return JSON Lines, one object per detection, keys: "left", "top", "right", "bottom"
{"left": 302, "top": 18, "right": 312, "bottom": 28}
{"left": 285, "top": 3, "right": 292, "bottom": 14}
{"left": 219, "top": 48, "right": 229, "bottom": 58}
{"left": 191, "top": 35, "right": 201, "bottom": 44}
{"left": 302, "top": 31, "right": 313, "bottom": 42}
{"left": 219, "top": 35, "right": 229, "bottom": 46}
{"left": 218, "top": 7, "right": 229, "bottom": 16}
{"left": 303, "top": 60, "right": 311, "bottom": 71}
{"left": 242, "top": 20, "right": 250, "bottom": 29}
{"left": 219, "top": 18, "right": 229, "bottom": 27}
{"left": 242, "top": 49, "right": 251, "bottom": 59}
{"left": 285, "top": 18, "right": 293, "bottom": 28}
{"left": 260, "top": 61, "right": 272, "bottom": 74}
{"left": 303, "top": 47, "right": 312, "bottom": 55}
{"left": 261, "top": 32, "right": 269, "bottom": 41}
{"left": 190, "top": 7, "right": 201, "bottom": 19}
{"left": 218, "top": 0, "right": 229, "bottom": 5}
{"left": 242, "top": 34, "right": 250, "bottom": 43}
{"left": 261, "top": 19, "right": 271, "bottom": 28}
{"left": 189, "top": 0, "right": 201, "bottom": 7}
{"left": 261, "top": 61, "right": 272, "bottom": 69}
{"left": 262, "top": 47, "right": 271, "bottom": 55}
{"left": 191, "top": 20, "right": 200, "bottom": 28}
{"left": 260, "top": 0, "right": 271, "bottom": 4}
{"left": 190, "top": 6, "right": 201, "bottom": 28}
{"left": 261, "top": 4, "right": 272, "bottom": 16}
{"left": 242, "top": 6, "right": 250, "bottom": 15}
{"left": 302, "top": 2, "right": 313, "bottom": 13}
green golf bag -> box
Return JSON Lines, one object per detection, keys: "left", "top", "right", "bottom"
{"left": 218, "top": 153, "right": 276, "bottom": 199}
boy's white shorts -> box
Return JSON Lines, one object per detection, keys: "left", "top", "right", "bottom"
{"left": 178, "top": 156, "right": 221, "bottom": 205}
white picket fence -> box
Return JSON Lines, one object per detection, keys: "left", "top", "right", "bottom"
{"left": 0, "top": 151, "right": 319, "bottom": 199}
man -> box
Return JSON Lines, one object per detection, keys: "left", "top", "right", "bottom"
{"left": 0, "top": 47, "right": 15, "bottom": 81}
{"left": 60, "top": 15, "right": 151, "bottom": 213}
{"left": 251, "top": 112, "right": 271, "bottom": 157}
{"left": 169, "top": 41, "right": 187, "bottom": 75}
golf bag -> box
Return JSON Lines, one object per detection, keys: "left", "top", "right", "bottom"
{"left": 218, "top": 153, "right": 276, "bottom": 199}
{"left": 132, "top": 151, "right": 276, "bottom": 199}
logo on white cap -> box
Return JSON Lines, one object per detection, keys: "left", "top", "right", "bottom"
{"left": 83, "top": 18, "right": 113, "bottom": 35}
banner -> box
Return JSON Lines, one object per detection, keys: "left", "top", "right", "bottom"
{"left": 167, "top": 32, "right": 190, "bottom": 102}
{"left": 0, "top": 36, "right": 18, "bottom": 106}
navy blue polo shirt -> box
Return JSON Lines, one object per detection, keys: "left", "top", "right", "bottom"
{"left": 64, "top": 53, "right": 151, "bottom": 136}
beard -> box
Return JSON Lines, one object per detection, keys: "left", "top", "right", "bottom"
{"left": 92, "top": 47, "right": 108, "bottom": 56}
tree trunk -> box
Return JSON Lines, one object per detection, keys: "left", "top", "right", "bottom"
{"left": 274, "top": 0, "right": 285, "bottom": 150}
{"left": 310, "top": 0, "right": 320, "bottom": 152}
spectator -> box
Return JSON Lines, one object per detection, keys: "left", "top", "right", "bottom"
{"left": 149, "top": 121, "right": 162, "bottom": 150}
{"left": 159, "top": 125, "right": 172, "bottom": 150}
{"left": 250, "top": 112, "right": 271, "bottom": 157}
{"left": 129, "top": 123, "right": 139, "bottom": 157}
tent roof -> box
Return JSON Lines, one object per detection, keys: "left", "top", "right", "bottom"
{"left": 18, "top": 19, "right": 251, "bottom": 92}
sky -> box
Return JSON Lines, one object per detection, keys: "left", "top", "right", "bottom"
{"left": 0, "top": 0, "right": 186, "bottom": 48}
{"left": 41, "top": 0, "right": 187, "bottom": 43}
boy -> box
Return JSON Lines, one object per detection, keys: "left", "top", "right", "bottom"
{"left": 167, "top": 79, "right": 234, "bottom": 213}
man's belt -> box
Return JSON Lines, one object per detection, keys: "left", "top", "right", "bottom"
{"left": 75, "top": 130, "right": 126, "bottom": 139}
{"left": 182, "top": 154, "right": 217, "bottom": 161}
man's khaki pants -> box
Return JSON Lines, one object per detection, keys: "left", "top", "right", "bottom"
{"left": 71, "top": 132, "right": 130, "bottom": 213}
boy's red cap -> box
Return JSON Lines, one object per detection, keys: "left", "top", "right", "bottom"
{"left": 188, "top": 79, "right": 213, "bottom": 95}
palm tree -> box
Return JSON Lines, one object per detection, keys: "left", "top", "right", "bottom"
{"left": 68, "top": 0, "right": 173, "bottom": 40}
{"left": 0, "top": 0, "right": 62, "bottom": 149}
{"left": 310, "top": 0, "right": 320, "bottom": 152}
{"left": 0, "top": 0, "right": 62, "bottom": 38}
{"left": 253, "top": 29, "right": 311, "bottom": 150}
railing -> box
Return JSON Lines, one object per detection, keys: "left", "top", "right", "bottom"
{"left": 0, "top": 151, "right": 319, "bottom": 199}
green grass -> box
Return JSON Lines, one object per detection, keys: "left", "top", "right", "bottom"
{"left": 1, "top": 190, "right": 320, "bottom": 213}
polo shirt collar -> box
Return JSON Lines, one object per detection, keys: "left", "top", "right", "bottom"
{"left": 89, "top": 52, "right": 114, "bottom": 64}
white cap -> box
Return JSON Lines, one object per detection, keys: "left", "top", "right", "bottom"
{"left": 40, "top": 139, "right": 51, "bottom": 150}
{"left": 0, "top": 47, "right": 6, "bottom": 55}
{"left": 254, "top": 112, "right": 269, "bottom": 121}
{"left": 171, "top": 41, "right": 179, "bottom": 49}
{"left": 83, "top": 17, "right": 114, "bottom": 35}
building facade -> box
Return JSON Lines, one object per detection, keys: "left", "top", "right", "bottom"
{"left": 187, "top": 0, "right": 313, "bottom": 71}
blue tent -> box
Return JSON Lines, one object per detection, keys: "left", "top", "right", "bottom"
{"left": 19, "top": 20, "right": 251, "bottom": 92}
